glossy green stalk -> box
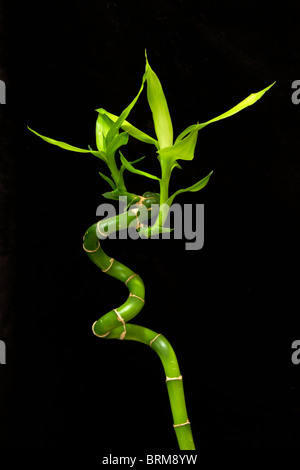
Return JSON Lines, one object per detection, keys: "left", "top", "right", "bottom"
{"left": 83, "top": 209, "right": 195, "bottom": 450}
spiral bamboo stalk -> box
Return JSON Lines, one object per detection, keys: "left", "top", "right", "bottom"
{"left": 83, "top": 207, "right": 195, "bottom": 450}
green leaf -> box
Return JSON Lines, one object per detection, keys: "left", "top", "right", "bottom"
{"left": 28, "top": 126, "right": 95, "bottom": 154}
{"left": 106, "top": 131, "right": 129, "bottom": 158}
{"left": 157, "top": 129, "right": 199, "bottom": 180}
{"left": 101, "top": 109, "right": 159, "bottom": 148}
{"left": 98, "top": 172, "right": 116, "bottom": 190}
{"left": 126, "top": 155, "right": 146, "bottom": 166}
{"left": 119, "top": 152, "right": 160, "bottom": 181}
{"left": 145, "top": 52, "right": 173, "bottom": 149}
{"left": 158, "top": 128, "right": 199, "bottom": 162}
{"left": 95, "top": 112, "right": 114, "bottom": 152}
{"left": 102, "top": 189, "right": 121, "bottom": 200}
{"left": 119, "top": 155, "right": 146, "bottom": 176}
{"left": 102, "top": 72, "right": 147, "bottom": 145}
{"left": 167, "top": 170, "right": 213, "bottom": 206}
{"left": 118, "top": 155, "right": 145, "bottom": 187}
{"left": 175, "top": 124, "right": 199, "bottom": 143}
{"left": 175, "top": 82, "right": 275, "bottom": 143}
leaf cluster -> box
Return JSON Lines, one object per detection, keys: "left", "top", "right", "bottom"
{"left": 28, "top": 52, "right": 275, "bottom": 224}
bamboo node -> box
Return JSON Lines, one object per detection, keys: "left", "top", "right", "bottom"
{"left": 114, "top": 309, "right": 123, "bottom": 322}
{"left": 165, "top": 375, "right": 183, "bottom": 382}
{"left": 129, "top": 207, "right": 139, "bottom": 216}
{"left": 173, "top": 419, "right": 191, "bottom": 428}
{"left": 114, "top": 309, "right": 126, "bottom": 340}
{"left": 119, "top": 329, "right": 127, "bottom": 340}
{"left": 92, "top": 321, "right": 110, "bottom": 338}
{"left": 149, "top": 333, "right": 161, "bottom": 348}
{"left": 129, "top": 293, "right": 145, "bottom": 303}
{"left": 96, "top": 221, "right": 108, "bottom": 238}
{"left": 128, "top": 206, "right": 143, "bottom": 230}
{"left": 83, "top": 241, "right": 100, "bottom": 253}
{"left": 125, "top": 273, "right": 138, "bottom": 285}
{"left": 102, "top": 258, "right": 114, "bottom": 272}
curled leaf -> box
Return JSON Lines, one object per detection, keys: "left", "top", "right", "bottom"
{"left": 145, "top": 52, "right": 173, "bottom": 149}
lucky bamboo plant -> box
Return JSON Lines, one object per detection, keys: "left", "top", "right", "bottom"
{"left": 28, "top": 52, "right": 274, "bottom": 450}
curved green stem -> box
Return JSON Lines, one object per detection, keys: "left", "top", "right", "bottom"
{"left": 83, "top": 211, "right": 195, "bottom": 450}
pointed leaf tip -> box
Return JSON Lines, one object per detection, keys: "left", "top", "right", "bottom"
{"left": 175, "top": 81, "right": 276, "bottom": 142}
{"left": 28, "top": 126, "right": 93, "bottom": 154}
{"left": 167, "top": 170, "right": 213, "bottom": 206}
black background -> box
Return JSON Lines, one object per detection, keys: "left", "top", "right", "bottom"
{"left": 0, "top": 0, "right": 300, "bottom": 451}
